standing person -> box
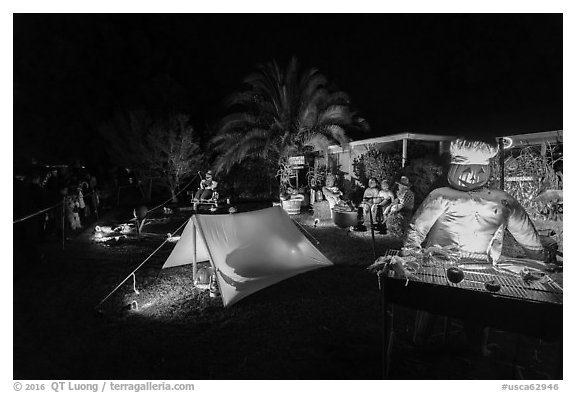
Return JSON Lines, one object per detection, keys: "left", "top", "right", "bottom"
{"left": 64, "top": 184, "right": 82, "bottom": 231}
{"left": 359, "top": 177, "right": 381, "bottom": 227}
{"left": 77, "top": 182, "right": 88, "bottom": 221}
{"left": 194, "top": 171, "right": 218, "bottom": 201}
{"left": 54, "top": 184, "right": 68, "bottom": 242}
{"left": 89, "top": 174, "right": 100, "bottom": 216}
{"left": 385, "top": 176, "right": 415, "bottom": 238}
{"left": 43, "top": 168, "right": 61, "bottom": 240}
{"left": 28, "top": 171, "right": 48, "bottom": 238}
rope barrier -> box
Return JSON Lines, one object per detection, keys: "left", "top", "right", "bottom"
{"left": 145, "top": 173, "right": 200, "bottom": 215}
{"left": 13, "top": 173, "right": 198, "bottom": 225}
{"left": 13, "top": 187, "right": 102, "bottom": 224}
{"left": 13, "top": 201, "right": 63, "bottom": 224}
{"left": 95, "top": 217, "right": 189, "bottom": 309}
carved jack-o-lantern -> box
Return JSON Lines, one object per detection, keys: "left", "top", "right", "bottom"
{"left": 447, "top": 163, "right": 490, "bottom": 191}
{"left": 447, "top": 138, "right": 498, "bottom": 191}
{"left": 195, "top": 267, "right": 211, "bottom": 286}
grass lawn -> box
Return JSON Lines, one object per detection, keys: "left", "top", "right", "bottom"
{"left": 13, "top": 204, "right": 562, "bottom": 379}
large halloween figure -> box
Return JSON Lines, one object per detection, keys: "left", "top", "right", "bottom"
{"left": 404, "top": 138, "right": 545, "bottom": 353}
{"left": 405, "top": 138, "right": 544, "bottom": 261}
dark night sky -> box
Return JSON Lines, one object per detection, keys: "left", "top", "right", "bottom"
{"left": 13, "top": 13, "right": 563, "bottom": 167}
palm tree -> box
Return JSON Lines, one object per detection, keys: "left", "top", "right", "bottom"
{"left": 211, "top": 57, "right": 368, "bottom": 191}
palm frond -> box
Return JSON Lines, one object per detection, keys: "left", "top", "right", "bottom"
{"left": 217, "top": 113, "right": 259, "bottom": 134}
{"left": 224, "top": 91, "right": 258, "bottom": 108}
{"left": 210, "top": 57, "right": 362, "bottom": 174}
{"left": 321, "top": 124, "right": 350, "bottom": 146}
{"left": 317, "top": 105, "right": 352, "bottom": 125}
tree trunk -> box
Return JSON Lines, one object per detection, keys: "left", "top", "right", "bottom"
{"left": 138, "top": 184, "right": 148, "bottom": 202}
{"left": 147, "top": 178, "right": 153, "bottom": 202}
{"left": 170, "top": 187, "right": 178, "bottom": 203}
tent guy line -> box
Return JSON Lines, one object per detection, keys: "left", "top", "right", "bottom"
{"left": 292, "top": 218, "right": 320, "bottom": 245}
{"left": 145, "top": 173, "right": 200, "bottom": 216}
{"left": 95, "top": 218, "right": 189, "bottom": 309}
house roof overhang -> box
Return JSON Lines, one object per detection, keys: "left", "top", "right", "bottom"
{"left": 327, "top": 132, "right": 455, "bottom": 153}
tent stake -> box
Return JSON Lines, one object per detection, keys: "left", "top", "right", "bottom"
{"left": 132, "top": 273, "right": 140, "bottom": 295}
{"left": 293, "top": 218, "right": 320, "bottom": 245}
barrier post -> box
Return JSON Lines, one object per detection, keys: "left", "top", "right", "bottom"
{"left": 61, "top": 196, "right": 66, "bottom": 250}
{"left": 93, "top": 192, "right": 99, "bottom": 220}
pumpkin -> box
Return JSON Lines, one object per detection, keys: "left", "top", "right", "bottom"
{"left": 133, "top": 205, "right": 148, "bottom": 220}
{"left": 485, "top": 280, "right": 501, "bottom": 292}
{"left": 195, "top": 267, "right": 211, "bottom": 286}
{"left": 446, "top": 267, "right": 465, "bottom": 283}
{"left": 447, "top": 164, "right": 490, "bottom": 191}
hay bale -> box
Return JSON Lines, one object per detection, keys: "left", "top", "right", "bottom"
{"left": 313, "top": 200, "right": 331, "bottom": 220}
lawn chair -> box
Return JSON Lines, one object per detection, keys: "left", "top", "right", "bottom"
{"left": 187, "top": 190, "right": 228, "bottom": 211}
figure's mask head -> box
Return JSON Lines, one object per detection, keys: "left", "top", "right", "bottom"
{"left": 325, "top": 174, "right": 335, "bottom": 187}
{"left": 447, "top": 138, "right": 498, "bottom": 191}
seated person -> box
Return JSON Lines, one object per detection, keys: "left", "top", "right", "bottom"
{"left": 373, "top": 179, "right": 395, "bottom": 221}
{"left": 194, "top": 171, "right": 218, "bottom": 201}
{"left": 384, "top": 176, "right": 415, "bottom": 237}
{"left": 359, "top": 177, "right": 381, "bottom": 225}
{"left": 322, "top": 174, "right": 343, "bottom": 213}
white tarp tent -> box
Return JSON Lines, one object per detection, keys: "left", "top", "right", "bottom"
{"left": 162, "top": 206, "right": 333, "bottom": 306}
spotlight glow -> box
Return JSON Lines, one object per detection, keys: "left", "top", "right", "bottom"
{"left": 502, "top": 137, "right": 514, "bottom": 149}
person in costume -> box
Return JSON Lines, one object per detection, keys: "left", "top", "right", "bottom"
{"left": 384, "top": 176, "right": 415, "bottom": 237}
{"left": 404, "top": 137, "right": 545, "bottom": 354}
{"left": 377, "top": 180, "right": 395, "bottom": 209}
{"left": 360, "top": 177, "right": 381, "bottom": 226}
{"left": 194, "top": 170, "right": 218, "bottom": 201}
{"left": 322, "top": 173, "right": 344, "bottom": 215}
{"left": 370, "top": 179, "right": 395, "bottom": 228}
